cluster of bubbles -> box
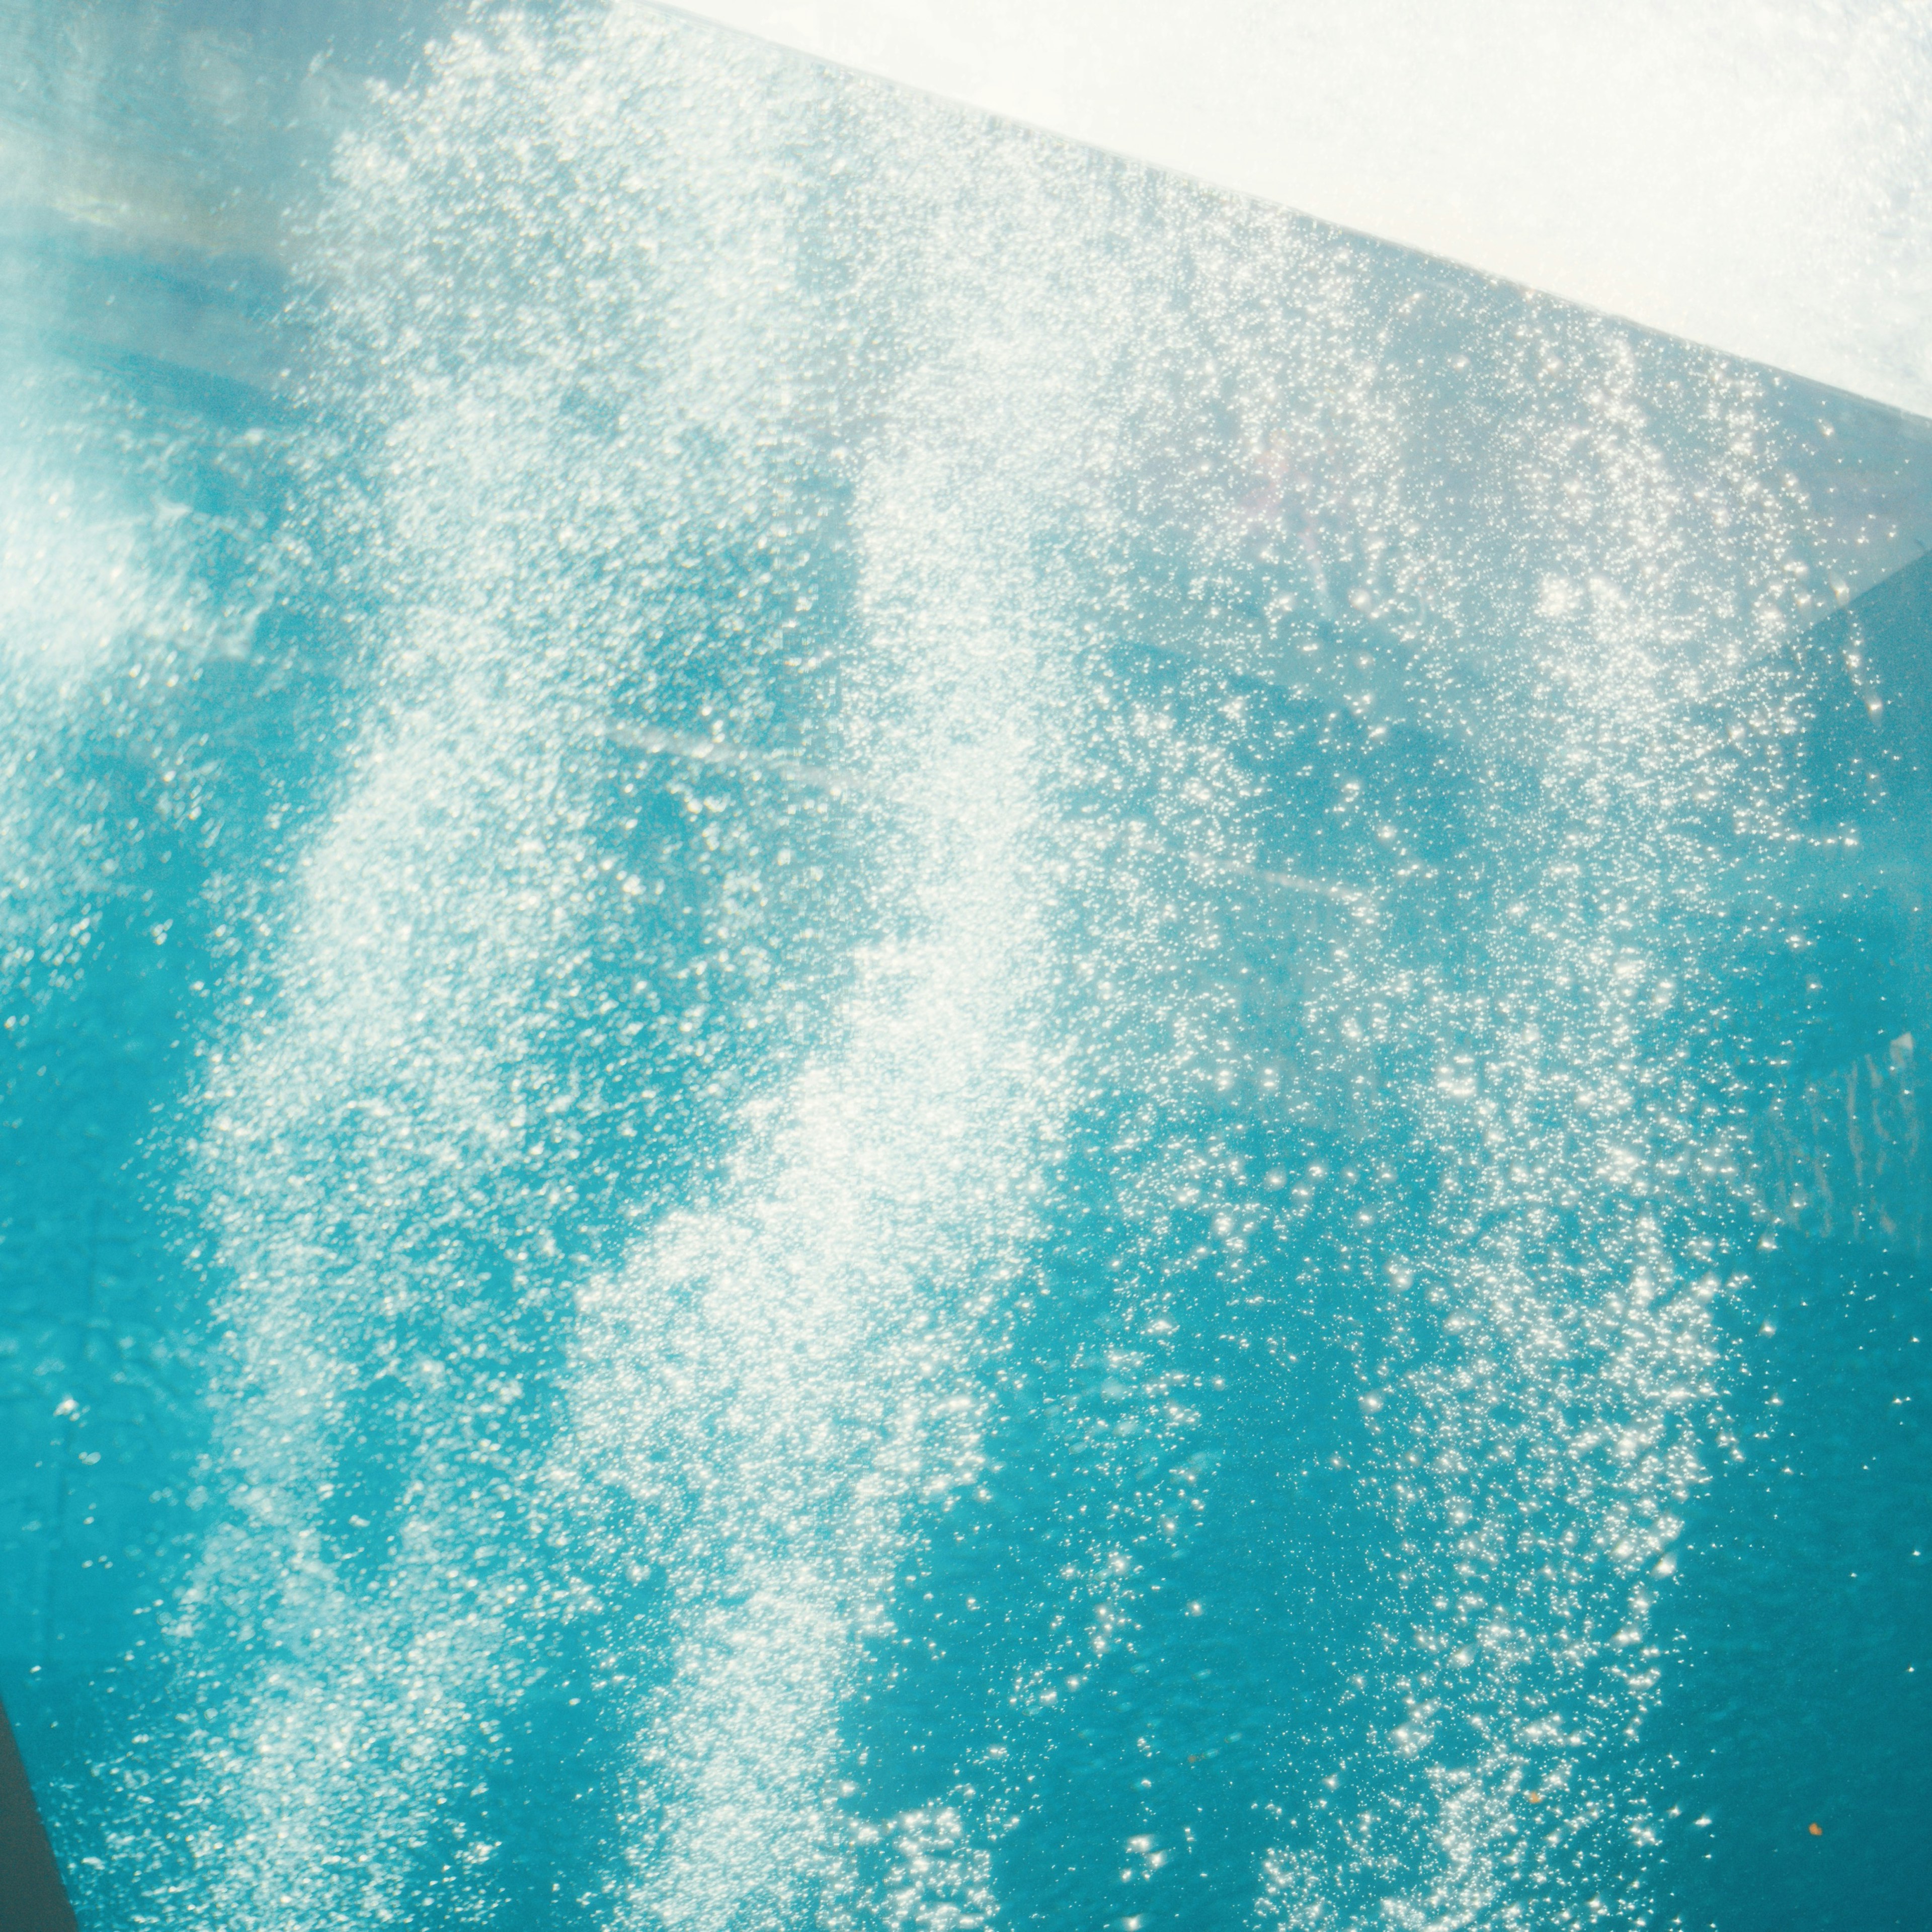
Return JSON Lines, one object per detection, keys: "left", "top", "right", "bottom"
{"left": 12, "top": 4, "right": 1851, "bottom": 1927}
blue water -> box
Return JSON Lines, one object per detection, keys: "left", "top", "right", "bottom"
{"left": 2, "top": 6, "right": 1928, "bottom": 1928}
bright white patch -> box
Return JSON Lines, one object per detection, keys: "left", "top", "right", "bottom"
{"left": 684, "top": 0, "right": 1932, "bottom": 419}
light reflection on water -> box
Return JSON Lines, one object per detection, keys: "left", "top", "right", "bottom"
{"left": 0, "top": 6, "right": 1927, "bottom": 1930}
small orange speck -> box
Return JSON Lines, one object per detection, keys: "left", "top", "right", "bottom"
{"left": 1809, "top": 1822, "right": 1822, "bottom": 1837}
{"left": 1525, "top": 1792, "right": 1542, "bottom": 1804}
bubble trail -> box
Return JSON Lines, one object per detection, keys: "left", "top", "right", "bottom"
{"left": 159, "top": 14, "right": 853, "bottom": 1923}
{"left": 556, "top": 119, "right": 1135, "bottom": 1929}
{"left": 1203, "top": 308, "right": 1824, "bottom": 1926}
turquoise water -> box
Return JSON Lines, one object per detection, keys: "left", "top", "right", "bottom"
{"left": 2, "top": 6, "right": 1928, "bottom": 1928}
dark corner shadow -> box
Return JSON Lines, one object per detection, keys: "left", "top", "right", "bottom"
{"left": 0, "top": 1690, "right": 76, "bottom": 1932}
